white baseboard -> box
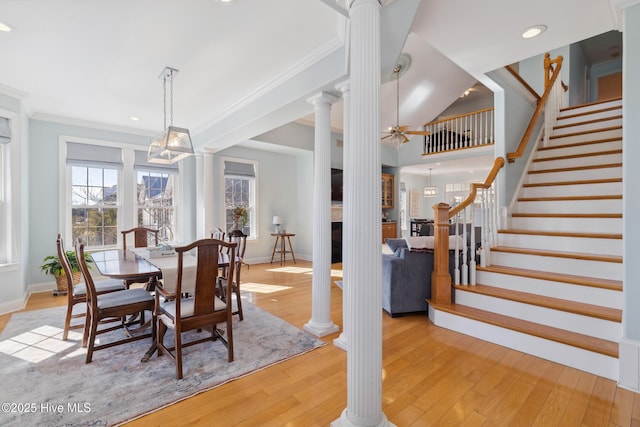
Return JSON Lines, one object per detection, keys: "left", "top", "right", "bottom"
{"left": 619, "top": 338, "right": 640, "bottom": 391}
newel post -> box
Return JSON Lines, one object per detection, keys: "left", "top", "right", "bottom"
{"left": 431, "top": 202, "right": 452, "bottom": 305}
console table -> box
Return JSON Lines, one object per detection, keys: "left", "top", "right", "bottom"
{"left": 270, "top": 233, "right": 296, "bottom": 265}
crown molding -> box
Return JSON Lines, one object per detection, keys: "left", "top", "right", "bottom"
{"left": 31, "top": 113, "right": 157, "bottom": 137}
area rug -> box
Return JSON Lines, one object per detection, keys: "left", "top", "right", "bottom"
{"left": 0, "top": 303, "right": 325, "bottom": 426}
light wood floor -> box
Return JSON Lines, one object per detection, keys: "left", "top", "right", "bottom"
{"left": 2, "top": 260, "right": 639, "bottom": 426}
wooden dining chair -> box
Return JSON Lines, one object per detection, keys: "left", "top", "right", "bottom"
{"left": 155, "top": 238, "right": 237, "bottom": 379}
{"left": 219, "top": 229, "right": 248, "bottom": 320}
{"left": 57, "top": 234, "right": 126, "bottom": 342}
{"left": 121, "top": 227, "right": 159, "bottom": 288}
{"left": 121, "top": 227, "right": 160, "bottom": 251}
{"left": 75, "top": 238, "right": 156, "bottom": 364}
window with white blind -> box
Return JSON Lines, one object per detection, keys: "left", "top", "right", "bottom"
{"left": 67, "top": 143, "right": 122, "bottom": 247}
{"left": 222, "top": 158, "right": 257, "bottom": 238}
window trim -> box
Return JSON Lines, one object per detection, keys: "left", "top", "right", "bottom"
{"left": 0, "top": 108, "right": 18, "bottom": 264}
{"left": 220, "top": 156, "right": 258, "bottom": 239}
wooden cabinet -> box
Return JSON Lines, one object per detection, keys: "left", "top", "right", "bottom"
{"left": 381, "top": 173, "right": 394, "bottom": 209}
{"left": 382, "top": 222, "right": 397, "bottom": 243}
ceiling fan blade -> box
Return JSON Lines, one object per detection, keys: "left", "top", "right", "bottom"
{"left": 398, "top": 125, "right": 410, "bottom": 132}
{"left": 381, "top": 134, "right": 394, "bottom": 140}
{"left": 405, "top": 130, "right": 431, "bottom": 136}
{"left": 402, "top": 134, "right": 410, "bottom": 144}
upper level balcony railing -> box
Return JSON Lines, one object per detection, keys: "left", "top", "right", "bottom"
{"left": 422, "top": 108, "right": 494, "bottom": 155}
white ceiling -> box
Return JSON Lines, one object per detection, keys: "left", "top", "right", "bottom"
{"left": 0, "top": 0, "right": 622, "bottom": 159}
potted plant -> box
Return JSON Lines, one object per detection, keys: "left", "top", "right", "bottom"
{"left": 40, "top": 250, "right": 93, "bottom": 294}
{"left": 229, "top": 205, "right": 248, "bottom": 232}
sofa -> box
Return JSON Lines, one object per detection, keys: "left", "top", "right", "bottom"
{"left": 382, "top": 238, "right": 457, "bottom": 317}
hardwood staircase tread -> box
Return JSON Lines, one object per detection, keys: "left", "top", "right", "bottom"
{"left": 533, "top": 149, "right": 622, "bottom": 163}
{"left": 476, "top": 264, "right": 622, "bottom": 290}
{"left": 491, "top": 246, "right": 622, "bottom": 263}
{"left": 517, "top": 195, "right": 622, "bottom": 202}
{"left": 522, "top": 177, "right": 622, "bottom": 187}
{"left": 548, "top": 125, "right": 622, "bottom": 140}
{"left": 557, "top": 105, "right": 621, "bottom": 121}
{"left": 511, "top": 212, "right": 622, "bottom": 218}
{"left": 528, "top": 162, "right": 622, "bottom": 174}
{"left": 553, "top": 115, "right": 622, "bottom": 130}
{"left": 559, "top": 97, "right": 621, "bottom": 113}
{"left": 453, "top": 283, "right": 622, "bottom": 322}
{"left": 537, "top": 137, "right": 621, "bottom": 152}
{"left": 428, "top": 301, "right": 619, "bottom": 358}
{"left": 497, "top": 229, "right": 622, "bottom": 239}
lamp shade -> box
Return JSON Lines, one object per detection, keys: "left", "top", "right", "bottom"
{"left": 148, "top": 126, "right": 193, "bottom": 164}
{"left": 273, "top": 216, "right": 282, "bottom": 225}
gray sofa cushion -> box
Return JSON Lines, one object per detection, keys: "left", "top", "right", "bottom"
{"left": 385, "top": 238, "right": 408, "bottom": 254}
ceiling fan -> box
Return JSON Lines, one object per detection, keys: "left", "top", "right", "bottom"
{"left": 381, "top": 59, "right": 430, "bottom": 147}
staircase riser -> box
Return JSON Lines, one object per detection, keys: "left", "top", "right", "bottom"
{"left": 510, "top": 216, "right": 622, "bottom": 233}
{"left": 549, "top": 129, "right": 622, "bottom": 145}
{"left": 497, "top": 233, "right": 622, "bottom": 256}
{"left": 533, "top": 153, "right": 622, "bottom": 169}
{"left": 476, "top": 270, "right": 623, "bottom": 309}
{"left": 428, "top": 307, "right": 619, "bottom": 381}
{"left": 454, "top": 290, "right": 621, "bottom": 341}
{"left": 521, "top": 182, "right": 622, "bottom": 198}
{"left": 553, "top": 119, "right": 623, "bottom": 136}
{"left": 560, "top": 99, "right": 622, "bottom": 116}
{"left": 536, "top": 140, "right": 621, "bottom": 159}
{"left": 556, "top": 108, "right": 622, "bottom": 126}
{"left": 515, "top": 199, "right": 622, "bottom": 214}
{"left": 489, "top": 251, "right": 622, "bottom": 280}
{"left": 527, "top": 167, "right": 621, "bottom": 183}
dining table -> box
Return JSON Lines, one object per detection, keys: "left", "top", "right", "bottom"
{"left": 90, "top": 246, "right": 239, "bottom": 362}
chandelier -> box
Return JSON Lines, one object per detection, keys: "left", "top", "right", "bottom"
{"left": 148, "top": 67, "right": 194, "bottom": 164}
{"left": 423, "top": 168, "right": 438, "bottom": 198}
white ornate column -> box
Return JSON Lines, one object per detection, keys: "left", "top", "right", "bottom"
{"left": 334, "top": 80, "right": 350, "bottom": 352}
{"left": 195, "top": 153, "right": 205, "bottom": 238}
{"left": 333, "top": 0, "right": 393, "bottom": 426}
{"left": 195, "top": 152, "right": 216, "bottom": 239}
{"left": 304, "top": 92, "right": 340, "bottom": 337}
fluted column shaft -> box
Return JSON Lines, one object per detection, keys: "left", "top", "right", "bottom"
{"left": 195, "top": 152, "right": 216, "bottom": 239}
{"left": 334, "top": 80, "right": 350, "bottom": 352}
{"left": 304, "top": 92, "right": 340, "bottom": 337}
{"left": 333, "top": 0, "right": 393, "bottom": 426}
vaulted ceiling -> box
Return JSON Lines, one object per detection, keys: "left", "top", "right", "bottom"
{"left": 0, "top": 0, "right": 622, "bottom": 154}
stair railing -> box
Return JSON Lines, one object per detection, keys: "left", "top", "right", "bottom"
{"left": 430, "top": 157, "right": 505, "bottom": 305}
{"left": 507, "top": 53, "right": 564, "bottom": 163}
{"left": 422, "top": 108, "right": 494, "bottom": 155}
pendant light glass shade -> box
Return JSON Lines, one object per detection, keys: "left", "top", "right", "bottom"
{"left": 148, "top": 67, "right": 194, "bottom": 164}
{"left": 423, "top": 168, "right": 438, "bottom": 198}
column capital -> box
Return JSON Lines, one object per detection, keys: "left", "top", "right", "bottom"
{"left": 334, "top": 79, "right": 351, "bottom": 94}
{"left": 307, "top": 92, "right": 339, "bottom": 107}
{"left": 347, "top": 0, "right": 382, "bottom": 9}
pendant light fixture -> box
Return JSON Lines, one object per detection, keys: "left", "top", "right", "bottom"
{"left": 423, "top": 168, "right": 438, "bottom": 198}
{"left": 148, "top": 66, "right": 194, "bottom": 164}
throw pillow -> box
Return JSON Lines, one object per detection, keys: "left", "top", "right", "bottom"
{"left": 385, "top": 238, "right": 408, "bottom": 254}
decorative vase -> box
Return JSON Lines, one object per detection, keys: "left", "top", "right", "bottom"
{"left": 229, "top": 214, "right": 241, "bottom": 232}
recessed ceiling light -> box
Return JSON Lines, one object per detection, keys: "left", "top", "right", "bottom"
{"left": 129, "top": 116, "right": 141, "bottom": 121}
{"left": 216, "top": 0, "right": 236, "bottom": 3}
{"left": 0, "top": 21, "right": 12, "bottom": 32}
{"left": 522, "top": 25, "right": 547, "bottom": 39}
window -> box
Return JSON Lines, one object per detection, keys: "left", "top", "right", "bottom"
{"left": 64, "top": 141, "right": 123, "bottom": 248}
{"left": 71, "top": 166, "right": 119, "bottom": 246}
{"left": 399, "top": 182, "right": 407, "bottom": 230}
{"left": 136, "top": 171, "right": 175, "bottom": 242}
{"left": 134, "top": 150, "right": 178, "bottom": 242}
{"left": 223, "top": 159, "right": 257, "bottom": 237}
{"left": 0, "top": 115, "right": 13, "bottom": 264}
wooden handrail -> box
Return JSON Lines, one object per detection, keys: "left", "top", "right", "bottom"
{"left": 505, "top": 65, "right": 541, "bottom": 101}
{"left": 449, "top": 156, "right": 505, "bottom": 218}
{"left": 507, "top": 54, "right": 563, "bottom": 163}
{"left": 422, "top": 107, "right": 495, "bottom": 128}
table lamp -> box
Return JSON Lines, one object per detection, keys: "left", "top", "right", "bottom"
{"left": 273, "top": 216, "right": 282, "bottom": 234}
